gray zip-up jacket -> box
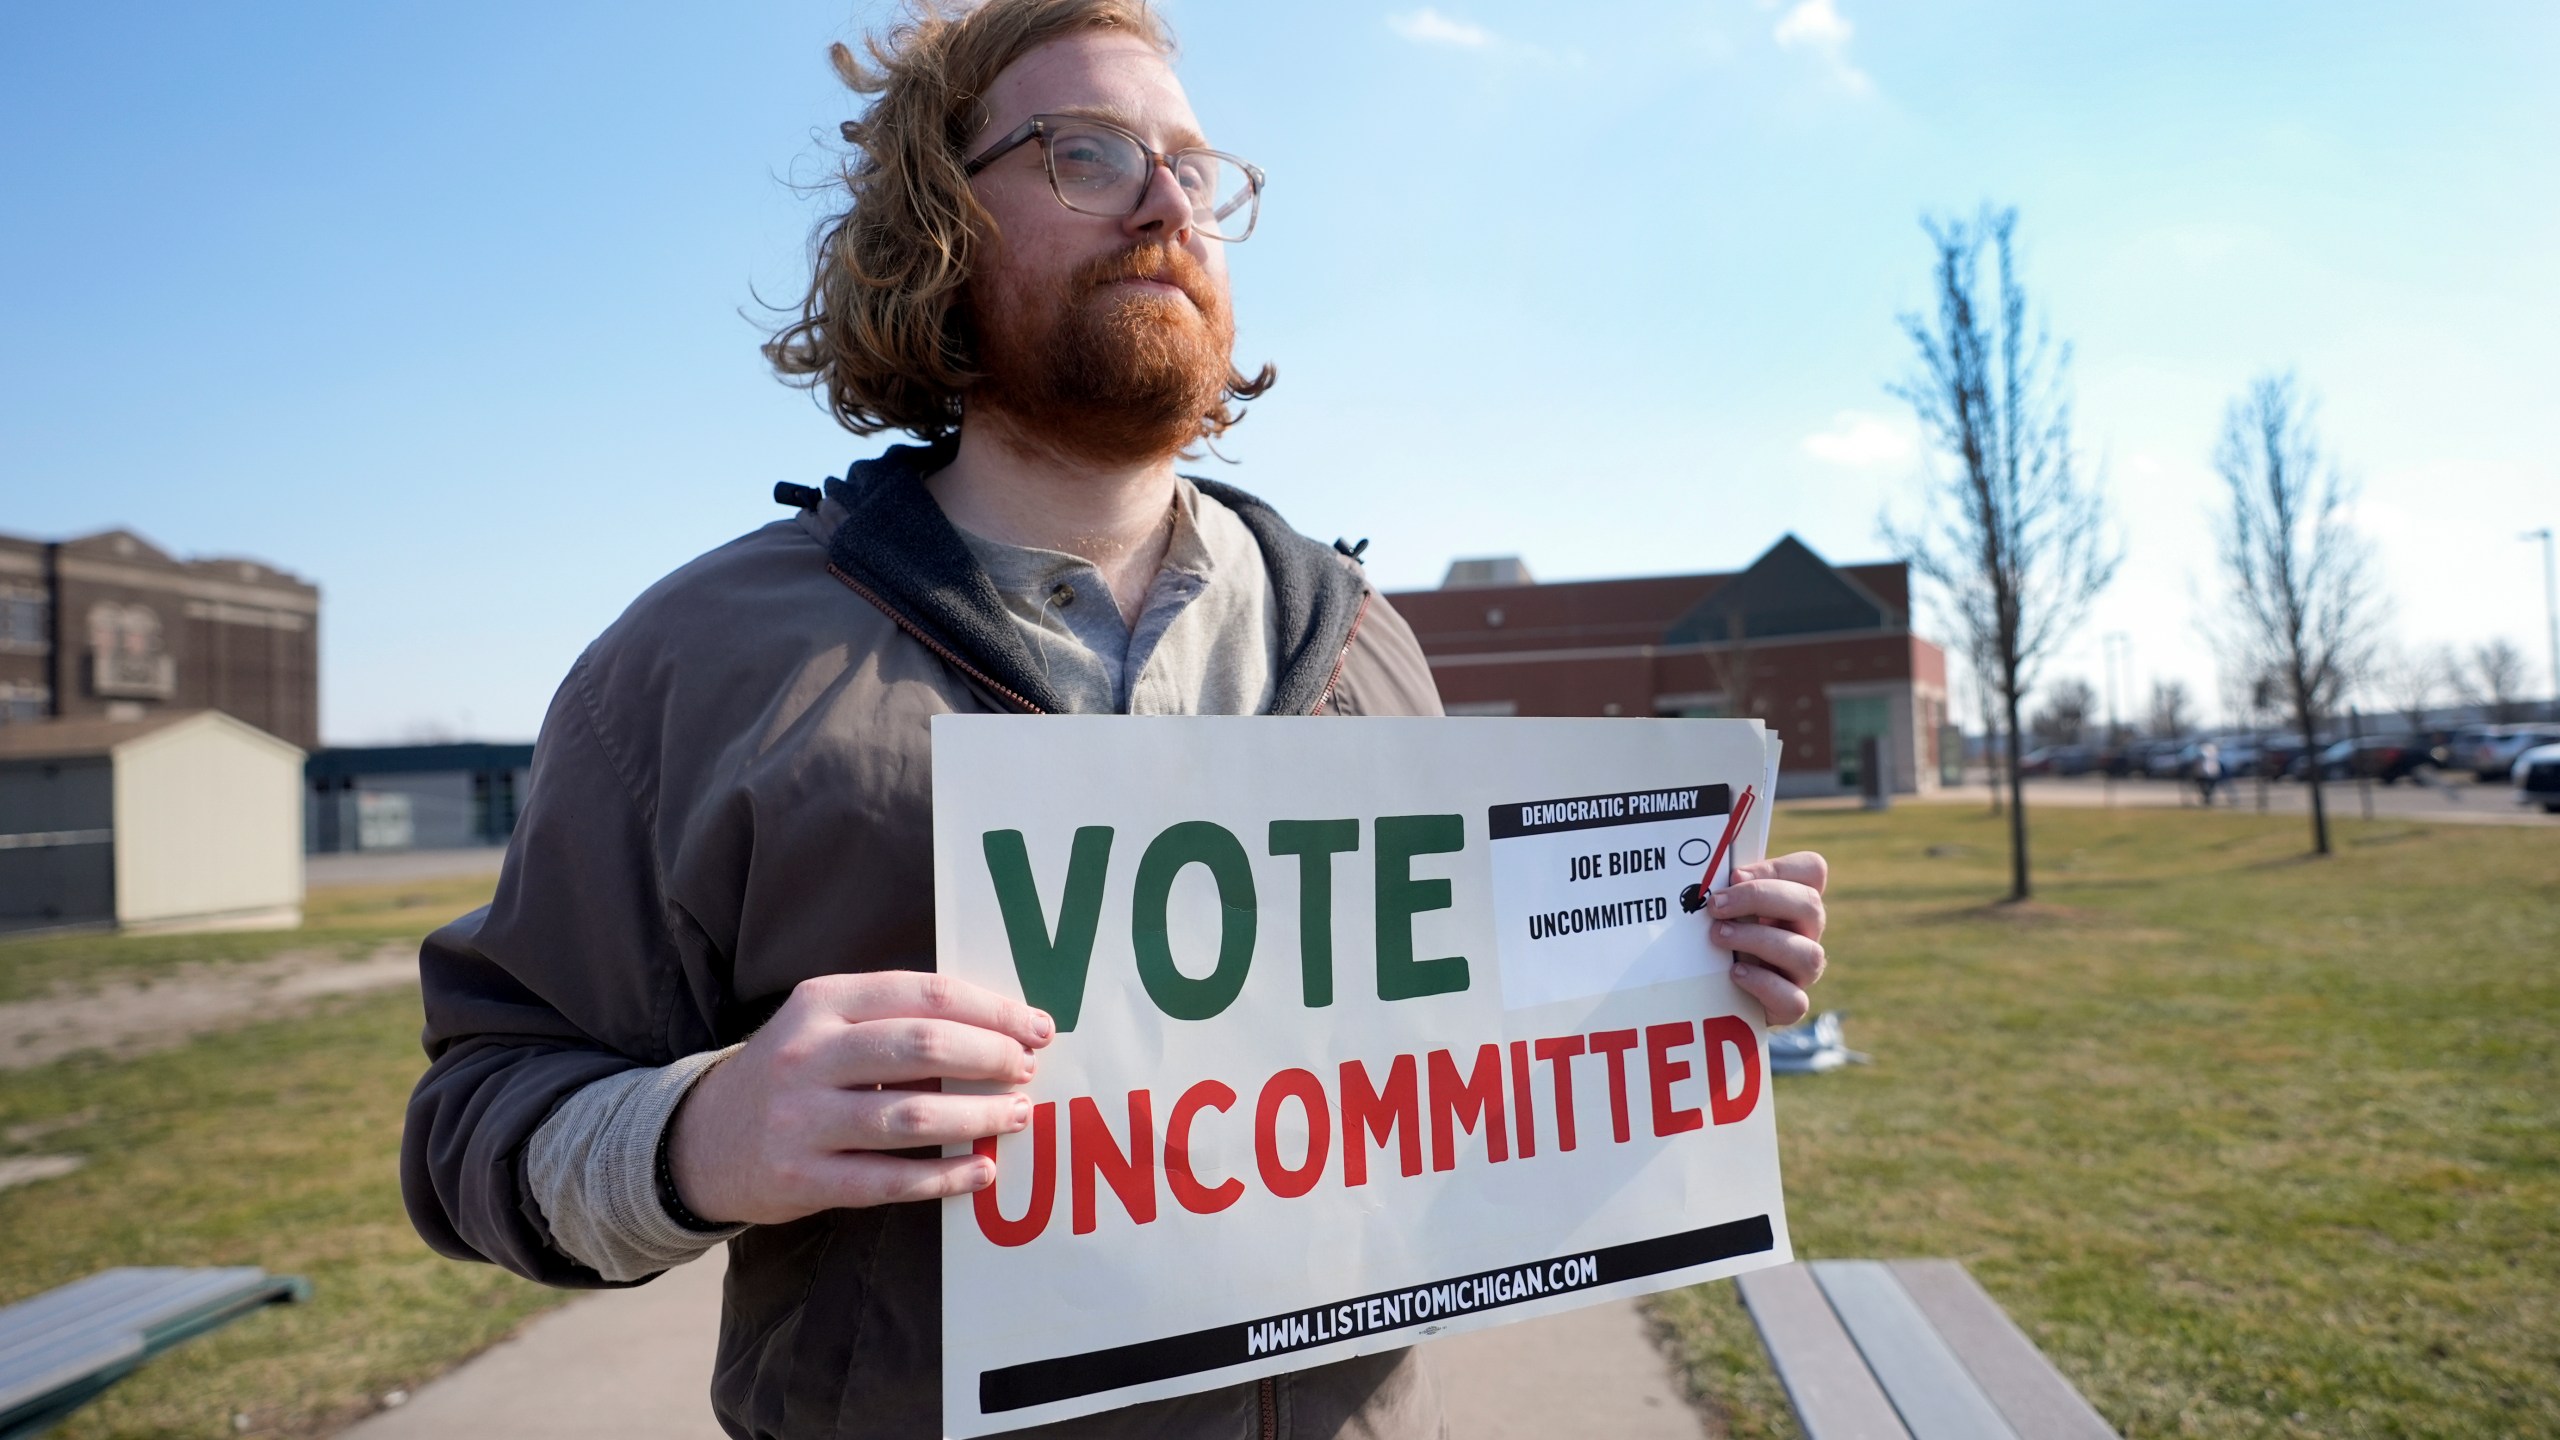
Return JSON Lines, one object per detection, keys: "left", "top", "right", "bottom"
{"left": 400, "top": 446, "right": 1448, "bottom": 1439}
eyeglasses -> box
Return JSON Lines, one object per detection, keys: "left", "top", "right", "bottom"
{"left": 962, "top": 114, "right": 1264, "bottom": 242}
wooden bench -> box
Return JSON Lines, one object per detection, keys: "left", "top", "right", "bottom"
{"left": 1737, "top": 1260, "right": 2117, "bottom": 1440}
{"left": 0, "top": 1267, "right": 308, "bottom": 1439}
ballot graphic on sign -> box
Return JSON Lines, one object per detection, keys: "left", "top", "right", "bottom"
{"left": 933, "top": 716, "right": 1789, "bottom": 1437}
{"left": 1488, "top": 783, "right": 1740, "bottom": 1012}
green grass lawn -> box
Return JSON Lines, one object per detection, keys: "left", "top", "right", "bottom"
{"left": 1653, "top": 803, "right": 2560, "bottom": 1439}
{"left": 0, "top": 881, "right": 567, "bottom": 1439}
{"left": 5, "top": 814, "right": 2553, "bottom": 1438}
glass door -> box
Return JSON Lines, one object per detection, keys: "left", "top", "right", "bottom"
{"left": 1832, "top": 695, "right": 1892, "bottom": 790}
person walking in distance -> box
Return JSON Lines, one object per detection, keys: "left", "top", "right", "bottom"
{"left": 397, "top": 4, "right": 1837, "bottom": 1436}
{"left": 2196, "top": 740, "right": 2225, "bottom": 807}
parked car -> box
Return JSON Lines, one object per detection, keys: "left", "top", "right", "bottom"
{"left": 2020, "top": 744, "right": 2099, "bottom": 777}
{"left": 2475, "top": 726, "right": 2560, "bottom": 781}
{"left": 2316, "top": 734, "right": 2433, "bottom": 784}
{"left": 2218, "top": 737, "right": 2263, "bottom": 776}
{"left": 2248, "top": 734, "right": 2320, "bottom": 779}
{"left": 2415, "top": 728, "right": 2459, "bottom": 770}
{"left": 2141, "top": 740, "right": 2193, "bottom": 779}
{"left": 2102, "top": 739, "right": 2171, "bottom": 778}
{"left": 2514, "top": 741, "right": 2560, "bottom": 813}
{"left": 2445, "top": 724, "right": 2499, "bottom": 775}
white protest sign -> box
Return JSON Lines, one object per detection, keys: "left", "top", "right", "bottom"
{"left": 933, "top": 716, "right": 1790, "bottom": 1436}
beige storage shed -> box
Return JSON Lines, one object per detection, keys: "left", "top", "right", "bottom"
{"left": 0, "top": 711, "right": 305, "bottom": 936}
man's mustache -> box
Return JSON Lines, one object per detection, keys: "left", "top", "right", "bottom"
{"left": 1073, "top": 244, "right": 1218, "bottom": 315}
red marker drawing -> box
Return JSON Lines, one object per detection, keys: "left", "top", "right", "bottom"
{"left": 1677, "top": 784, "right": 1757, "bottom": 914}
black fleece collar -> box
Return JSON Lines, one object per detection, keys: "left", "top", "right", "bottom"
{"left": 821, "top": 446, "right": 1368, "bottom": 716}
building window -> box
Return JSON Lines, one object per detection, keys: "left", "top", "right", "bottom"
{"left": 0, "top": 681, "right": 49, "bottom": 724}
{"left": 0, "top": 588, "right": 47, "bottom": 654}
{"left": 1444, "top": 700, "right": 1519, "bottom": 717}
{"left": 86, "top": 602, "right": 174, "bottom": 699}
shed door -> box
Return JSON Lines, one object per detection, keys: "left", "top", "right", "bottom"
{"left": 0, "top": 758, "right": 116, "bottom": 934}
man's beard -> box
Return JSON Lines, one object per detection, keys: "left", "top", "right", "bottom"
{"left": 967, "top": 242, "right": 1235, "bottom": 468}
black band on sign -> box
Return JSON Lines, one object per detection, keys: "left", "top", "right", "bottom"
{"left": 976, "top": 1214, "right": 1775, "bottom": 1415}
{"left": 1487, "top": 783, "right": 1731, "bottom": 841}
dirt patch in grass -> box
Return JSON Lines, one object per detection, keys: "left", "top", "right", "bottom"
{"left": 0, "top": 945, "right": 418, "bottom": 1071}
{"left": 0, "top": 874, "right": 495, "bottom": 1006}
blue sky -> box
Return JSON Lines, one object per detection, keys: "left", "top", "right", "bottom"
{"left": 4, "top": 0, "right": 2554, "bottom": 741}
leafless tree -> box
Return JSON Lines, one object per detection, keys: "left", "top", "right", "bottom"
{"left": 1883, "top": 206, "right": 2119, "bottom": 901}
{"left": 2463, "top": 638, "right": 2531, "bottom": 723}
{"left": 2214, "top": 374, "right": 2377, "bottom": 856}
{"left": 2375, "top": 643, "right": 2452, "bottom": 734}
{"left": 2147, "top": 679, "right": 2192, "bottom": 739}
{"left": 2030, "top": 677, "right": 2097, "bottom": 746}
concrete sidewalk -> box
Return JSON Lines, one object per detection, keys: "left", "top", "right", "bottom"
{"left": 339, "top": 1250, "right": 1707, "bottom": 1438}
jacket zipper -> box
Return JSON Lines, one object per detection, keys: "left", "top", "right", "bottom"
{"left": 1308, "top": 591, "right": 1373, "bottom": 716}
{"left": 1258, "top": 1375, "right": 1277, "bottom": 1440}
{"left": 827, "top": 563, "right": 1047, "bottom": 716}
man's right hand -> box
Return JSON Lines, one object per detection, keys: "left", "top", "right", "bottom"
{"left": 667, "top": 971, "right": 1054, "bottom": 1226}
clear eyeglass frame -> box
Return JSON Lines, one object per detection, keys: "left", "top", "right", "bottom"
{"left": 959, "top": 113, "right": 1264, "bottom": 242}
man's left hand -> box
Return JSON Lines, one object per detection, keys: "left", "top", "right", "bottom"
{"left": 1707, "top": 851, "right": 1829, "bottom": 1025}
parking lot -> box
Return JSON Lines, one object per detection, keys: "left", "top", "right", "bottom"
{"left": 1924, "top": 770, "right": 2560, "bottom": 827}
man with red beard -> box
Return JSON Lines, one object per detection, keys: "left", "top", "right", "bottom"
{"left": 400, "top": 2, "right": 1833, "bottom": 1436}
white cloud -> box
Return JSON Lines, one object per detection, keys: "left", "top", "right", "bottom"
{"left": 1773, "top": 0, "right": 1850, "bottom": 49}
{"left": 1802, "top": 410, "right": 1914, "bottom": 468}
{"left": 1771, "top": 0, "right": 1871, "bottom": 94}
{"left": 1387, "top": 8, "right": 1496, "bottom": 48}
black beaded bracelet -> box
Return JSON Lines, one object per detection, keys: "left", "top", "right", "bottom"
{"left": 655, "top": 1111, "right": 730, "bottom": 1234}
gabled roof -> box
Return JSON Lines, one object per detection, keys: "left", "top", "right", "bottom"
{"left": 0, "top": 712, "right": 204, "bottom": 759}
{"left": 54, "top": 529, "right": 181, "bottom": 567}
{"left": 28, "top": 527, "right": 318, "bottom": 592}
{"left": 1661, "top": 535, "right": 1899, "bottom": 645}
{"left": 0, "top": 710, "right": 303, "bottom": 762}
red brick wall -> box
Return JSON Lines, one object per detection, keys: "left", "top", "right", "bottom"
{"left": 42, "top": 533, "right": 320, "bottom": 749}
{"left": 1426, "top": 629, "right": 1945, "bottom": 775}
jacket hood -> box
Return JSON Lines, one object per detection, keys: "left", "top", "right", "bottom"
{"left": 820, "top": 445, "right": 1369, "bottom": 715}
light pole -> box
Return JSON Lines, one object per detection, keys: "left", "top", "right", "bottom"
{"left": 2528, "top": 528, "right": 2559, "bottom": 718}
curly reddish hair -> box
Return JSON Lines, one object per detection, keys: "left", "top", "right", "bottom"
{"left": 764, "top": 0, "right": 1274, "bottom": 442}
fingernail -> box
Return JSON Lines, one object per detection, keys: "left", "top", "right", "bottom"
{"left": 973, "top": 1158, "right": 997, "bottom": 1189}
{"left": 1708, "top": 890, "right": 1732, "bottom": 913}
{"left": 1011, "top": 1096, "right": 1032, "bottom": 1128}
{"left": 1031, "top": 1012, "right": 1055, "bottom": 1042}
{"left": 1713, "top": 921, "right": 1736, "bottom": 941}
{"left": 1732, "top": 960, "right": 1754, "bottom": 979}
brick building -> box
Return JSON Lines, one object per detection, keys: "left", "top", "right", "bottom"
{"left": 1388, "top": 536, "right": 1951, "bottom": 797}
{"left": 0, "top": 528, "right": 319, "bottom": 750}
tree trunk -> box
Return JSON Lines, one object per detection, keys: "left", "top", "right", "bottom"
{"left": 2003, "top": 673, "right": 2032, "bottom": 901}
{"left": 2296, "top": 696, "right": 2330, "bottom": 856}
